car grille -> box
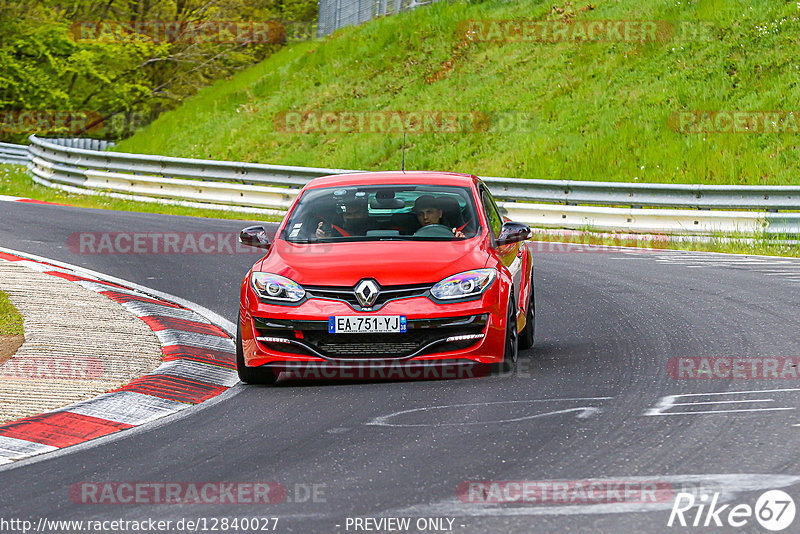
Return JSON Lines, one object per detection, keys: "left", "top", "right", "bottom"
{"left": 253, "top": 315, "right": 487, "bottom": 360}
{"left": 304, "top": 283, "right": 432, "bottom": 311}
{"left": 317, "top": 338, "right": 419, "bottom": 357}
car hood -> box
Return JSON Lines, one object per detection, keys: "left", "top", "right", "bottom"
{"left": 257, "top": 238, "right": 489, "bottom": 286}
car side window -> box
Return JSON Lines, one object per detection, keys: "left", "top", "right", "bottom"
{"left": 480, "top": 188, "right": 503, "bottom": 239}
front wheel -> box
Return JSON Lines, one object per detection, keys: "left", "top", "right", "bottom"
{"left": 500, "top": 293, "right": 519, "bottom": 373}
{"left": 519, "top": 284, "right": 535, "bottom": 350}
{"left": 236, "top": 320, "right": 278, "bottom": 385}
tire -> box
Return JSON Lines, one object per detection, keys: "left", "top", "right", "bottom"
{"left": 498, "top": 293, "right": 519, "bottom": 373}
{"left": 236, "top": 320, "right": 278, "bottom": 385}
{"left": 519, "top": 283, "right": 535, "bottom": 350}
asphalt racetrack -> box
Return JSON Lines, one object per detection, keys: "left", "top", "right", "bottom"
{"left": 2, "top": 200, "right": 800, "bottom": 533}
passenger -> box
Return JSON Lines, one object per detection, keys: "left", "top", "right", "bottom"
{"left": 316, "top": 198, "right": 373, "bottom": 238}
{"left": 412, "top": 195, "right": 465, "bottom": 237}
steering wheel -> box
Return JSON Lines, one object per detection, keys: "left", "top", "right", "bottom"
{"left": 413, "top": 224, "right": 454, "bottom": 237}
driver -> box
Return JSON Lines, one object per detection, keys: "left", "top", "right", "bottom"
{"left": 413, "top": 195, "right": 465, "bottom": 237}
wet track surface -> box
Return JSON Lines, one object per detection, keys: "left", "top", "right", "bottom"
{"left": 1, "top": 201, "right": 800, "bottom": 533}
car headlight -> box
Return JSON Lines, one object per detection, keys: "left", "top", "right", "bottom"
{"left": 430, "top": 269, "right": 496, "bottom": 300}
{"left": 251, "top": 273, "right": 305, "bottom": 302}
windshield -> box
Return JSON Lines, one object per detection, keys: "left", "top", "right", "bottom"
{"left": 282, "top": 184, "right": 481, "bottom": 243}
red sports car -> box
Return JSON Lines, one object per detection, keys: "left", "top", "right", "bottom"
{"left": 237, "top": 171, "right": 534, "bottom": 384}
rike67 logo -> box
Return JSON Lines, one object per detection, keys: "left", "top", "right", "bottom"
{"left": 668, "top": 490, "right": 795, "bottom": 531}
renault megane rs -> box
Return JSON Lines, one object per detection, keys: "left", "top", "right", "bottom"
{"left": 237, "top": 171, "right": 534, "bottom": 384}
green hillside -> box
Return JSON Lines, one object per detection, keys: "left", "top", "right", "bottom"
{"left": 0, "top": 290, "right": 23, "bottom": 337}
{"left": 115, "top": 0, "right": 800, "bottom": 185}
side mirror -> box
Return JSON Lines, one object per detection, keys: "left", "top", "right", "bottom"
{"left": 496, "top": 221, "right": 532, "bottom": 246}
{"left": 239, "top": 226, "right": 271, "bottom": 249}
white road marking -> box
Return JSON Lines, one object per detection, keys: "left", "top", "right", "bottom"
{"left": 652, "top": 408, "right": 795, "bottom": 416}
{"left": 616, "top": 251, "right": 800, "bottom": 288}
{"left": 682, "top": 262, "right": 789, "bottom": 268}
{"left": 367, "top": 398, "right": 612, "bottom": 427}
{"left": 671, "top": 399, "right": 773, "bottom": 406}
{"left": 677, "top": 261, "right": 779, "bottom": 265}
{"left": 645, "top": 388, "right": 800, "bottom": 416}
{"left": 661, "top": 257, "right": 786, "bottom": 262}
{"left": 665, "top": 262, "right": 797, "bottom": 267}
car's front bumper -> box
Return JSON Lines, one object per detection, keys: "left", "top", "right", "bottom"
{"left": 240, "top": 289, "right": 507, "bottom": 369}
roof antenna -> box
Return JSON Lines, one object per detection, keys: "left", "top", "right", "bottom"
{"left": 401, "top": 132, "right": 406, "bottom": 173}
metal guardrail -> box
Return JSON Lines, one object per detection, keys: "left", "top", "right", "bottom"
{"left": 481, "top": 176, "right": 800, "bottom": 211}
{"left": 0, "top": 142, "right": 29, "bottom": 165}
{"left": 40, "top": 138, "right": 114, "bottom": 151}
{"left": 15, "top": 135, "right": 800, "bottom": 235}
{"left": 317, "top": 0, "right": 441, "bottom": 36}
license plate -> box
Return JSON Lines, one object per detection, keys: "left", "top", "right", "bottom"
{"left": 328, "top": 315, "right": 407, "bottom": 334}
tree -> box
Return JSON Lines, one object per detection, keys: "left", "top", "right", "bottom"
{"left": 0, "top": 0, "right": 317, "bottom": 142}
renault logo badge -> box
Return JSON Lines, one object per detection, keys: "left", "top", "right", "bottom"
{"left": 354, "top": 279, "right": 379, "bottom": 307}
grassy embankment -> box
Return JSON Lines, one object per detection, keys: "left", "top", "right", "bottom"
{"left": 0, "top": 290, "right": 24, "bottom": 364}
{"left": 116, "top": 0, "right": 800, "bottom": 255}
{"left": 116, "top": 0, "right": 800, "bottom": 186}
